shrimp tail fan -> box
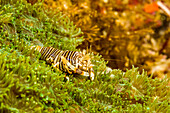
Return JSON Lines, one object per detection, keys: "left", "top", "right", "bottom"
{"left": 30, "top": 39, "right": 44, "bottom": 50}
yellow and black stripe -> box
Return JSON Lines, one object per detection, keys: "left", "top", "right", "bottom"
{"left": 34, "top": 46, "right": 95, "bottom": 80}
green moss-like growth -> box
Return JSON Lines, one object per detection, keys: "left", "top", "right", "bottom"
{"left": 0, "top": 0, "right": 169, "bottom": 112}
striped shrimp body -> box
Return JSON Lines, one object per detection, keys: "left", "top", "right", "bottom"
{"left": 33, "top": 46, "right": 95, "bottom": 81}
